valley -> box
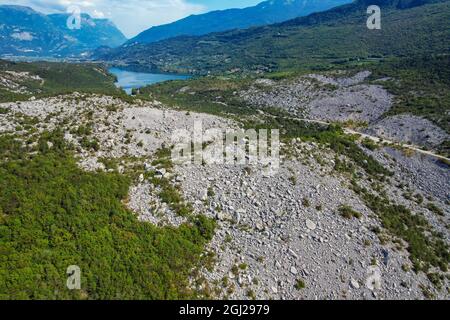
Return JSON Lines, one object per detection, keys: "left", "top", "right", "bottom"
{"left": 0, "top": 0, "right": 448, "bottom": 302}
{"left": 0, "top": 58, "right": 448, "bottom": 299}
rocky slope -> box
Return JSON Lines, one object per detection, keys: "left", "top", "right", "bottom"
{"left": 239, "top": 71, "right": 449, "bottom": 153}
{"left": 1, "top": 89, "right": 448, "bottom": 299}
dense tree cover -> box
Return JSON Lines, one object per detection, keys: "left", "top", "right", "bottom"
{"left": 100, "top": 1, "right": 450, "bottom": 75}
{"left": 0, "top": 60, "right": 124, "bottom": 103}
{"left": 0, "top": 132, "right": 215, "bottom": 299}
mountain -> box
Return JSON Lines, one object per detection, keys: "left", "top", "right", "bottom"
{"left": 126, "top": 0, "right": 353, "bottom": 45}
{"left": 48, "top": 13, "right": 127, "bottom": 53}
{"left": 0, "top": 5, "right": 64, "bottom": 56}
{"left": 99, "top": 0, "right": 450, "bottom": 74}
{"left": 0, "top": 5, "right": 126, "bottom": 57}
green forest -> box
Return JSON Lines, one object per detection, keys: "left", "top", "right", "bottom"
{"left": 0, "top": 131, "right": 215, "bottom": 299}
{"left": 0, "top": 60, "right": 122, "bottom": 103}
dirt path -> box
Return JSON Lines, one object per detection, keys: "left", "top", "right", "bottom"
{"left": 344, "top": 128, "right": 450, "bottom": 162}
{"left": 283, "top": 116, "right": 450, "bottom": 162}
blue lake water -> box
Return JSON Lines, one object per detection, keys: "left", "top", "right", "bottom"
{"left": 109, "top": 67, "right": 190, "bottom": 94}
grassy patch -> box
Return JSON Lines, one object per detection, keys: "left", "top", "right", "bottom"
{"left": 351, "top": 181, "right": 449, "bottom": 273}
{"left": 294, "top": 279, "right": 306, "bottom": 290}
{"left": 338, "top": 205, "right": 362, "bottom": 219}
{"left": 426, "top": 203, "right": 444, "bottom": 216}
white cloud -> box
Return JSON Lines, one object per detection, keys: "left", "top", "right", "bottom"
{"left": 0, "top": 0, "right": 207, "bottom": 38}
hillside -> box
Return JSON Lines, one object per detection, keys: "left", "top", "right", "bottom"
{"left": 126, "top": 0, "right": 351, "bottom": 45}
{"left": 0, "top": 0, "right": 449, "bottom": 302}
{"left": 99, "top": 0, "right": 450, "bottom": 74}
{"left": 1, "top": 62, "right": 449, "bottom": 299}
{"left": 0, "top": 5, "right": 126, "bottom": 57}
{"left": 48, "top": 13, "right": 127, "bottom": 53}
{"left": 0, "top": 59, "right": 122, "bottom": 102}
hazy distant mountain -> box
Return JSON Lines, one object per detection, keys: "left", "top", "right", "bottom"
{"left": 0, "top": 5, "right": 63, "bottom": 56}
{"left": 48, "top": 13, "right": 127, "bottom": 53}
{"left": 126, "top": 0, "right": 353, "bottom": 45}
{"left": 0, "top": 5, "right": 126, "bottom": 57}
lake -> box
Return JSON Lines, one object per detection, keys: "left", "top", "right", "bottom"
{"left": 109, "top": 67, "right": 190, "bottom": 94}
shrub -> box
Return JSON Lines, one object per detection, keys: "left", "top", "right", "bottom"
{"left": 339, "top": 205, "right": 362, "bottom": 219}
{"left": 302, "top": 197, "right": 311, "bottom": 207}
{"left": 427, "top": 203, "right": 444, "bottom": 216}
{"left": 294, "top": 279, "right": 306, "bottom": 290}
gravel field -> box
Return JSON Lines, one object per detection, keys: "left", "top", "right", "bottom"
{"left": 1, "top": 91, "right": 448, "bottom": 300}
{"left": 366, "top": 114, "right": 449, "bottom": 148}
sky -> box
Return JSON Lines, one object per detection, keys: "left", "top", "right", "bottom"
{"left": 0, "top": 0, "right": 263, "bottom": 38}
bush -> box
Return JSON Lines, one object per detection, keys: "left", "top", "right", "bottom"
{"left": 427, "top": 203, "right": 444, "bottom": 216}
{"left": 294, "top": 279, "right": 306, "bottom": 290}
{"left": 362, "top": 138, "right": 378, "bottom": 151}
{"left": 339, "top": 205, "right": 362, "bottom": 219}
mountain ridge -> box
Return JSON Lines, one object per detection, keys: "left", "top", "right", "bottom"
{"left": 99, "top": 0, "right": 450, "bottom": 74}
{"left": 126, "top": 0, "right": 352, "bottom": 45}
{"left": 0, "top": 5, "right": 126, "bottom": 57}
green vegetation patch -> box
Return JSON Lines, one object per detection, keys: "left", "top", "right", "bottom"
{"left": 0, "top": 132, "right": 215, "bottom": 299}
{"left": 426, "top": 202, "right": 444, "bottom": 216}
{"left": 139, "top": 76, "right": 257, "bottom": 117}
{"left": 0, "top": 60, "right": 125, "bottom": 103}
{"left": 338, "top": 205, "right": 362, "bottom": 219}
{"left": 369, "top": 55, "right": 450, "bottom": 136}
{"left": 294, "top": 278, "right": 306, "bottom": 290}
{"left": 351, "top": 181, "right": 449, "bottom": 273}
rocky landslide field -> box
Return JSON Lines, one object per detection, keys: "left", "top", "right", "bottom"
{"left": 240, "top": 71, "right": 449, "bottom": 150}
{"left": 0, "top": 69, "right": 449, "bottom": 300}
